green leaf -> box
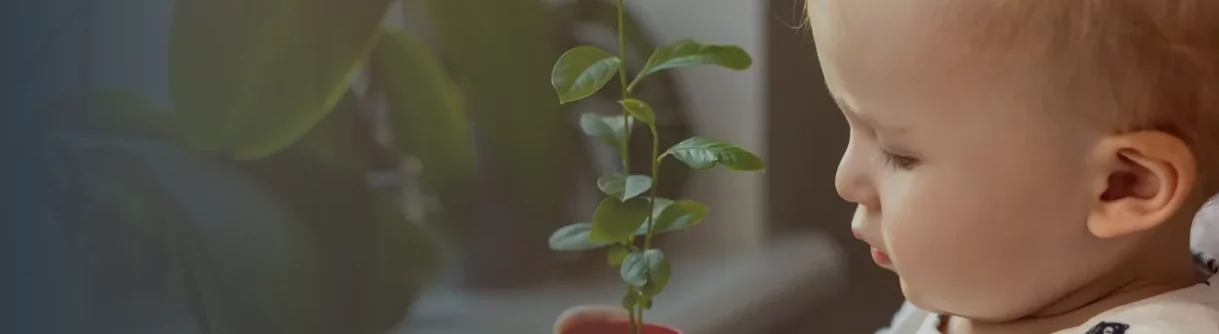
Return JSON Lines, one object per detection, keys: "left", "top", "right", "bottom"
{"left": 641, "top": 296, "right": 654, "bottom": 310}
{"left": 634, "top": 197, "right": 676, "bottom": 235}
{"left": 169, "top": 0, "right": 392, "bottom": 159}
{"left": 620, "top": 250, "right": 648, "bottom": 287}
{"left": 374, "top": 28, "right": 477, "bottom": 221}
{"left": 620, "top": 99, "right": 655, "bottom": 124}
{"left": 649, "top": 197, "right": 677, "bottom": 216}
{"left": 376, "top": 28, "right": 474, "bottom": 173}
{"left": 622, "top": 290, "right": 639, "bottom": 310}
{"left": 548, "top": 223, "right": 612, "bottom": 251}
{"left": 552, "top": 46, "right": 622, "bottom": 104}
{"left": 662, "top": 136, "right": 765, "bottom": 171}
{"left": 652, "top": 200, "right": 710, "bottom": 233}
{"left": 590, "top": 198, "right": 651, "bottom": 243}
{"left": 607, "top": 244, "right": 630, "bottom": 266}
{"left": 640, "top": 250, "right": 671, "bottom": 296}
{"left": 579, "top": 113, "right": 632, "bottom": 154}
{"left": 597, "top": 173, "right": 653, "bottom": 201}
{"left": 637, "top": 39, "right": 752, "bottom": 80}
{"left": 620, "top": 249, "right": 667, "bottom": 289}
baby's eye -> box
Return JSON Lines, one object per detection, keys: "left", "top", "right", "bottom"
{"left": 879, "top": 150, "right": 919, "bottom": 170}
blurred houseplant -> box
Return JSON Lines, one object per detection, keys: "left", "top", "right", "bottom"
{"left": 34, "top": 0, "right": 694, "bottom": 332}
{"left": 42, "top": 0, "right": 463, "bottom": 332}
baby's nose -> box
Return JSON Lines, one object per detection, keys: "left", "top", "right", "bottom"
{"left": 834, "top": 144, "right": 879, "bottom": 207}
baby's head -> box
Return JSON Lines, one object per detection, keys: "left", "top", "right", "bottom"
{"left": 807, "top": 0, "right": 1219, "bottom": 322}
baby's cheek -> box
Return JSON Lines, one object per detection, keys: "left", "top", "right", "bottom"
{"left": 888, "top": 219, "right": 1032, "bottom": 320}
{"left": 883, "top": 174, "right": 1049, "bottom": 320}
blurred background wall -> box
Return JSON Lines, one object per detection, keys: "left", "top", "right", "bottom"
{"left": 3, "top": 0, "right": 906, "bottom": 333}
{"left": 764, "top": 0, "right": 907, "bottom": 332}
{"left": 625, "top": 0, "right": 766, "bottom": 255}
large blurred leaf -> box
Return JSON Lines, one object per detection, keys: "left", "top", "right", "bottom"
{"left": 244, "top": 154, "right": 439, "bottom": 333}
{"left": 60, "top": 147, "right": 201, "bottom": 333}
{"left": 280, "top": 90, "right": 389, "bottom": 175}
{"left": 69, "top": 139, "right": 334, "bottom": 333}
{"left": 169, "top": 0, "right": 392, "bottom": 159}
{"left": 359, "top": 192, "right": 438, "bottom": 331}
{"left": 420, "top": 0, "right": 567, "bottom": 223}
{"left": 71, "top": 136, "right": 437, "bottom": 333}
{"left": 372, "top": 28, "right": 476, "bottom": 223}
{"left": 43, "top": 88, "right": 185, "bottom": 146}
{"left": 421, "top": 0, "right": 570, "bottom": 288}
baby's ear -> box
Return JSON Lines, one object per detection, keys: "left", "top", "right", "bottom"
{"left": 1086, "top": 131, "right": 1196, "bottom": 238}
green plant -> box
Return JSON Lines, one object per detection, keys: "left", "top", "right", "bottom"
{"left": 545, "top": 0, "right": 765, "bottom": 332}
{"left": 418, "top": 0, "right": 692, "bottom": 289}
{"left": 36, "top": 0, "right": 477, "bottom": 332}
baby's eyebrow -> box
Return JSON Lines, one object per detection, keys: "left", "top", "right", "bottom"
{"left": 831, "top": 94, "right": 910, "bottom": 135}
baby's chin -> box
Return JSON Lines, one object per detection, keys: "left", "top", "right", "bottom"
{"left": 898, "top": 279, "right": 957, "bottom": 318}
{"left": 898, "top": 277, "right": 1034, "bottom": 322}
{"left": 877, "top": 261, "right": 896, "bottom": 272}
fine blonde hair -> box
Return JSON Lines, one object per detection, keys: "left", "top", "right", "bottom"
{"left": 807, "top": 0, "right": 1219, "bottom": 199}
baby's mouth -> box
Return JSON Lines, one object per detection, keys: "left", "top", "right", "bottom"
{"left": 870, "top": 246, "right": 892, "bottom": 266}
{"left": 851, "top": 229, "right": 894, "bottom": 267}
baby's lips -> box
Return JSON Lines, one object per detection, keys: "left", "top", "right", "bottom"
{"left": 851, "top": 229, "right": 881, "bottom": 249}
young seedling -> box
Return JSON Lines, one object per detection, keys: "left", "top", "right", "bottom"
{"left": 546, "top": 1, "right": 764, "bottom": 333}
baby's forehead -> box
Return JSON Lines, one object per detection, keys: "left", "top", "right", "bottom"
{"left": 806, "top": 0, "right": 1055, "bottom": 71}
{"left": 808, "top": 0, "right": 1059, "bottom": 112}
{"left": 809, "top": 0, "right": 1198, "bottom": 61}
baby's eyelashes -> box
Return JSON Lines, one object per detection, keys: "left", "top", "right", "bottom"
{"left": 878, "top": 149, "right": 920, "bottom": 170}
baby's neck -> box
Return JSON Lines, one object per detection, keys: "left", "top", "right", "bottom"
{"left": 948, "top": 241, "right": 1198, "bottom": 334}
{"left": 949, "top": 277, "right": 1194, "bottom": 333}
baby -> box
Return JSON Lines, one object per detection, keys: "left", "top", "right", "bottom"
{"left": 810, "top": 0, "right": 1219, "bottom": 332}
{"left": 557, "top": 0, "right": 1219, "bottom": 333}
{"left": 809, "top": 0, "right": 1219, "bottom": 331}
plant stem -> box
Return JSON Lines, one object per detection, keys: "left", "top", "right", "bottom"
{"left": 616, "top": 2, "right": 645, "bottom": 333}
{"left": 633, "top": 124, "right": 663, "bottom": 334}
{"left": 635, "top": 304, "right": 644, "bottom": 334}
{"left": 616, "top": 0, "right": 631, "bottom": 172}
{"left": 628, "top": 300, "right": 637, "bottom": 333}
{"left": 644, "top": 126, "right": 660, "bottom": 250}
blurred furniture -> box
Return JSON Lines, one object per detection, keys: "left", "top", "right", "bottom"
{"left": 399, "top": 232, "right": 844, "bottom": 334}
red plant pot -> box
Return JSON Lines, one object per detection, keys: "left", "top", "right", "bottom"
{"left": 561, "top": 320, "right": 681, "bottom": 334}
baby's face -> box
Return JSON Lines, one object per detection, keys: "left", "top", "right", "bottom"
{"left": 808, "top": 0, "right": 1125, "bottom": 320}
